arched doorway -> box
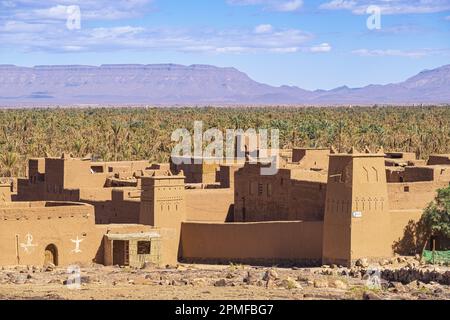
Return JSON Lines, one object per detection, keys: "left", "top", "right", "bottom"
{"left": 44, "top": 244, "right": 58, "bottom": 266}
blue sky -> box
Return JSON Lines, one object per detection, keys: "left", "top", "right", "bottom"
{"left": 0, "top": 0, "right": 449, "bottom": 90}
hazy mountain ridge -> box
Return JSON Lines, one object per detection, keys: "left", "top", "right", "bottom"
{"left": 0, "top": 63, "right": 448, "bottom": 105}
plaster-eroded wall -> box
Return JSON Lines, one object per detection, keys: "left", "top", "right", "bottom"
{"left": 0, "top": 202, "right": 101, "bottom": 266}
{"left": 292, "top": 148, "right": 330, "bottom": 169}
{"left": 388, "top": 181, "right": 449, "bottom": 210}
{"left": 0, "top": 202, "right": 152, "bottom": 266}
{"left": 234, "top": 165, "right": 327, "bottom": 222}
{"left": 0, "top": 184, "right": 11, "bottom": 202}
{"left": 185, "top": 189, "right": 234, "bottom": 222}
{"left": 91, "top": 199, "right": 141, "bottom": 225}
{"left": 180, "top": 221, "right": 323, "bottom": 265}
{"left": 389, "top": 209, "right": 424, "bottom": 255}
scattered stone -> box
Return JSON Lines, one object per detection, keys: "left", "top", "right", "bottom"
{"left": 176, "top": 265, "right": 188, "bottom": 271}
{"left": 43, "top": 263, "right": 55, "bottom": 272}
{"left": 214, "top": 279, "right": 227, "bottom": 287}
{"left": 12, "top": 274, "right": 27, "bottom": 284}
{"left": 141, "top": 262, "right": 157, "bottom": 270}
{"left": 389, "top": 282, "right": 406, "bottom": 293}
{"left": 433, "top": 287, "right": 443, "bottom": 294}
{"left": 262, "top": 269, "right": 279, "bottom": 281}
{"left": 406, "top": 280, "right": 419, "bottom": 290}
{"left": 313, "top": 279, "right": 328, "bottom": 288}
{"left": 265, "top": 279, "right": 275, "bottom": 289}
{"left": 144, "top": 274, "right": 159, "bottom": 280}
{"left": 355, "top": 258, "right": 369, "bottom": 268}
{"left": 47, "top": 279, "right": 62, "bottom": 284}
{"left": 321, "top": 269, "right": 333, "bottom": 276}
{"left": 331, "top": 280, "right": 347, "bottom": 290}
{"left": 302, "top": 268, "right": 311, "bottom": 273}
{"left": 349, "top": 268, "right": 362, "bottom": 278}
{"left": 171, "top": 279, "right": 188, "bottom": 286}
{"left": 243, "top": 271, "right": 257, "bottom": 285}
{"left": 280, "top": 277, "right": 302, "bottom": 290}
{"left": 363, "top": 291, "right": 381, "bottom": 300}
{"left": 340, "top": 269, "right": 349, "bottom": 276}
{"left": 190, "top": 278, "right": 208, "bottom": 286}
{"left": 297, "top": 275, "right": 311, "bottom": 282}
{"left": 379, "top": 259, "right": 390, "bottom": 266}
{"left": 397, "top": 257, "right": 407, "bottom": 264}
{"left": 389, "top": 258, "right": 397, "bottom": 265}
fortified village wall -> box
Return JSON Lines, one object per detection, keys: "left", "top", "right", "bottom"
{"left": 1, "top": 147, "right": 449, "bottom": 268}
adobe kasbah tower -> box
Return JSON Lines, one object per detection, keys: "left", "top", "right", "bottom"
{"left": 323, "top": 148, "right": 392, "bottom": 266}
{"left": 139, "top": 171, "right": 186, "bottom": 265}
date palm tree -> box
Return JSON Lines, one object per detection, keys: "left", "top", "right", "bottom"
{"left": 0, "top": 151, "right": 18, "bottom": 177}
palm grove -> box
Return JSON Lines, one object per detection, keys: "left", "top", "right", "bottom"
{"left": 0, "top": 105, "right": 449, "bottom": 257}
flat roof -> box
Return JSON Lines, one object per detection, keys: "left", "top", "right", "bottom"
{"left": 105, "top": 232, "right": 161, "bottom": 241}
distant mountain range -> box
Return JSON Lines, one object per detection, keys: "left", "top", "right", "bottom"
{"left": 0, "top": 63, "right": 449, "bottom": 106}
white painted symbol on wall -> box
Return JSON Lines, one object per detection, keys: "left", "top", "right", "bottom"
{"left": 71, "top": 236, "right": 84, "bottom": 253}
{"left": 20, "top": 233, "right": 38, "bottom": 254}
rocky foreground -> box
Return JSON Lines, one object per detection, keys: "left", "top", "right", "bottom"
{"left": 0, "top": 257, "right": 448, "bottom": 300}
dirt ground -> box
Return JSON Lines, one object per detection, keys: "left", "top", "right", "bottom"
{"left": 0, "top": 262, "right": 448, "bottom": 300}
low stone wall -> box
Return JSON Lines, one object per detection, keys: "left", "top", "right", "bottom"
{"left": 381, "top": 268, "right": 450, "bottom": 285}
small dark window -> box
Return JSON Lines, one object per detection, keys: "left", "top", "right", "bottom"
{"left": 137, "top": 241, "right": 151, "bottom": 255}
{"left": 404, "top": 186, "right": 410, "bottom": 192}
{"left": 91, "top": 166, "right": 104, "bottom": 173}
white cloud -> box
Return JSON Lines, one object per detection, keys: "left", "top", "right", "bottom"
{"left": 0, "top": 21, "right": 315, "bottom": 54}
{"left": 254, "top": 24, "right": 273, "bottom": 34}
{"left": 227, "top": 0, "right": 303, "bottom": 12}
{"left": 0, "top": 20, "right": 47, "bottom": 32}
{"left": 270, "top": 47, "right": 299, "bottom": 52}
{"left": 274, "top": 0, "right": 303, "bottom": 12}
{"left": 1, "top": 1, "right": 16, "bottom": 8}
{"left": 352, "top": 49, "right": 428, "bottom": 58}
{"left": 30, "top": 5, "right": 71, "bottom": 20}
{"left": 309, "top": 43, "right": 332, "bottom": 52}
{"left": 320, "top": 0, "right": 450, "bottom": 15}
{"left": 319, "top": 0, "right": 356, "bottom": 10}
{"left": 446, "top": 15, "right": 450, "bottom": 20}
{"left": 1, "top": 0, "right": 155, "bottom": 21}
{"left": 90, "top": 26, "right": 145, "bottom": 39}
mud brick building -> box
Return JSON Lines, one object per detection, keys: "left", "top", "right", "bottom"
{"left": 0, "top": 148, "right": 448, "bottom": 267}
